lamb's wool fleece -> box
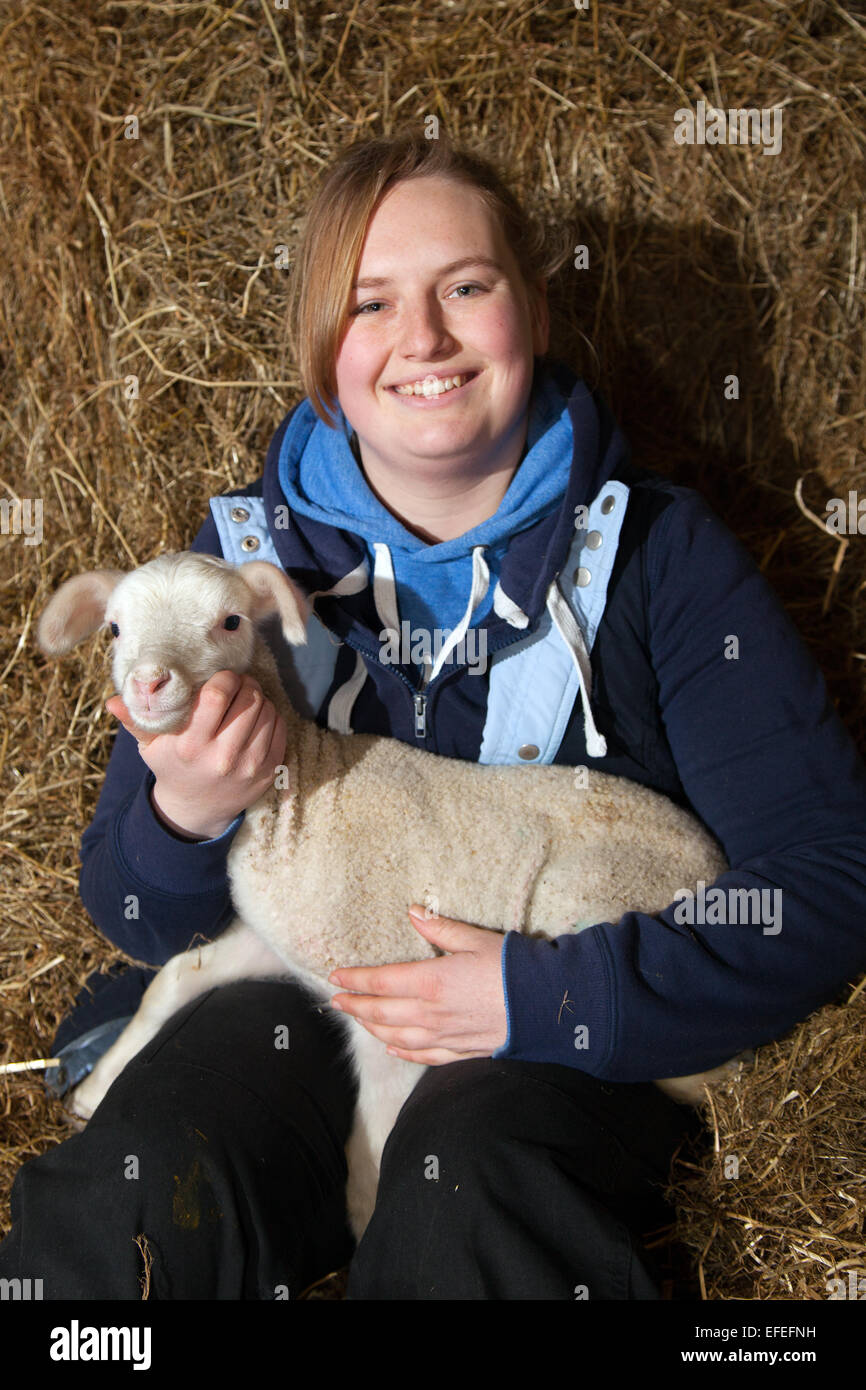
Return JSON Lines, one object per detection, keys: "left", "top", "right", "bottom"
{"left": 236, "top": 638, "right": 728, "bottom": 980}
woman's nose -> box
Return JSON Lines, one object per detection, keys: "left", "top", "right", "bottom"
{"left": 397, "top": 296, "right": 456, "bottom": 357}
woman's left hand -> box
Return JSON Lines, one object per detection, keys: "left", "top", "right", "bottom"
{"left": 328, "top": 908, "right": 508, "bottom": 1064}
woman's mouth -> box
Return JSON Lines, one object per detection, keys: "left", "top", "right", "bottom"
{"left": 389, "top": 371, "right": 478, "bottom": 403}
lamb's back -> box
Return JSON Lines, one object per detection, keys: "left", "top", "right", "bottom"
{"left": 228, "top": 730, "right": 727, "bottom": 978}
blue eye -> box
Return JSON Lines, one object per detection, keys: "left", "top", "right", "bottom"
{"left": 109, "top": 622, "right": 119, "bottom": 638}
{"left": 223, "top": 615, "right": 241, "bottom": 630}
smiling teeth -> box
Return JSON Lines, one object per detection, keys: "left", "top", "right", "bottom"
{"left": 394, "top": 373, "right": 472, "bottom": 397}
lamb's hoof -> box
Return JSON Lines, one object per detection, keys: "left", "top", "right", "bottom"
{"left": 44, "top": 1015, "right": 134, "bottom": 1112}
{"left": 68, "top": 1077, "right": 100, "bottom": 1122}
{"left": 62, "top": 1105, "right": 88, "bottom": 1133}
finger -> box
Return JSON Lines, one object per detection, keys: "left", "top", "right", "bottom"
{"left": 217, "top": 683, "right": 275, "bottom": 773}
{"left": 341, "top": 1014, "right": 447, "bottom": 1052}
{"left": 329, "top": 959, "right": 440, "bottom": 999}
{"left": 330, "top": 991, "right": 437, "bottom": 1029}
{"left": 105, "top": 695, "right": 128, "bottom": 722}
{"left": 188, "top": 670, "right": 247, "bottom": 742}
{"left": 265, "top": 709, "right": 288, "bottom": 774}
{"left": 190, "top": 675, "right": 266, "bottom": 768}
{"left": 332, "top": 1000, "right": 486, "bottom": 1056}
{"left": 384, "top": 1044, "right": 472, "bottom": 1065}
{"left": 105, "top": 695, "right": 159, "bottom": 747}
{"left": 247, "top": 696, "right": 285, "bottom": 765}
{"left": 408, "top": 909, "right": 492, "bottom": 952}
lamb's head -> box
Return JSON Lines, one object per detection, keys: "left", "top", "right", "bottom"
{"left": 37, "top": 552, "right": 309, "bottom": 734}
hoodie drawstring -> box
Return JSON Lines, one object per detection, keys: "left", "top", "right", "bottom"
{"left": 546, "top": 581, "right": 608, "bottom": 759}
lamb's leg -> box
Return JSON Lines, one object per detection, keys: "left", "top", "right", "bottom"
{"left": 343, "top": 1021, "right": 427, "bottom": 1240}
{"left": 70, "top": 921, "right": 285, "bottom": 1120}
{"left": 655, "top": 1056, "right": 746, "bottom": 1105}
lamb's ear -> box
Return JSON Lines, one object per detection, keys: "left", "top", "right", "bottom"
{"left": 238, "top": 561, "right": 309, "bottom": 646}
{"left": 37, "top": 570, "right": 127, "bottom": 656}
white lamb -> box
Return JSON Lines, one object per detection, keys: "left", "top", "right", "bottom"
{"left": 38, "top": 550, "right": 733, "bottom": 1238}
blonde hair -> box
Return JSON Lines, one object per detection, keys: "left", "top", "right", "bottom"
{"left": 288, "top": 130, "right": 570, "bottom": 425}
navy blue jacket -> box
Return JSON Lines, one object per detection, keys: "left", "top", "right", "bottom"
{"left": 77, "top": 365, "right": 866, "bottom": 1083}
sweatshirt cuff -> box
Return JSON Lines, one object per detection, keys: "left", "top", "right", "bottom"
{"left": 492, "top": 927, "right": 614, "bottom": 1073}
{"left": 115, "top": 772, "right": 245, "bottom": 894}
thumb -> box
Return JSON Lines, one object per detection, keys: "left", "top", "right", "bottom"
{"left": 407, "top": 905, "right": 479, "bottom": 952}
{"left": 105, "top": 694, "right": 158, "bottom": 747}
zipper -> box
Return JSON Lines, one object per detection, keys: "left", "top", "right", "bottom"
{"left": 413, "top": 691, "right": 427, "bottom": 738}
{"left": 323, "top": 628, "right": 434, "bottom": 741}
{"left": 319, "top": 623, "right": 535, "bottom": 744}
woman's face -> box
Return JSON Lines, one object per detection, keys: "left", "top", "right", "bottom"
{"left": 334, "top": 175, "right": 548, "bottom": 485}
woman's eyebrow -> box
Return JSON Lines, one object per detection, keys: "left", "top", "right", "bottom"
{"left": 353, "top": 255, "right": 504, "bottom": 290}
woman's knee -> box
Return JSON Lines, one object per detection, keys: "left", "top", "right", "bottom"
{"left": 0, "top": 980, "right": 358, "bottom": 1298}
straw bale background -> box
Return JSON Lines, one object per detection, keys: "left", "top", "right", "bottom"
{"left": 0, "top": 0, "right": 864, "bottom": 1300}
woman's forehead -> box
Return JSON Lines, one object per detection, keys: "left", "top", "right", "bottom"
{"left": 356, "top": 178, "right": 513, "bottom": 277}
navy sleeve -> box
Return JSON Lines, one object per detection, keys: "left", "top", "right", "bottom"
{"left": 495, "top": 488, "right": 866, "bottom": 1080}
{"left": 77, "top": 488, "right": 263, "bottom": 966}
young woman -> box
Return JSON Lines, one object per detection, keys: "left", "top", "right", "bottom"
{"left": 3, "top": 131, "right": 865, "bottom": 1300}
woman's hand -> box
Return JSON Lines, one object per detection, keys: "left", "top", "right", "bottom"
{"left": 328, "top": 908, "right": 508, "bottom": 1064}
{"left": 107, "top": 670, "right": 287, "bottom": 840}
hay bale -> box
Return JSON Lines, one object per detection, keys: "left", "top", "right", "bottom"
{"left": 668, "top": 985, "right": 866, "bottom": 1300}
{"left": 1, "top": 0, "right": 864, "bottom": 1299}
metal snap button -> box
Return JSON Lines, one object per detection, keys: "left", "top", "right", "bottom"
{"left": 600, "top": 495, "right": 615, "bottom": 515}
{"left": 240, "top": 535, "right": 260, "bottom": 552}
{"left": 586, "top": 530, "right": 602, "bottom": 550}
{"left": 230, "top": 506, "right": 250, "bottom": 523}
{"left": 518, "top": 744, "right": 540, "bottom": 760}
{"left": 574, "top": 567, "right": 592, "bottom": 587}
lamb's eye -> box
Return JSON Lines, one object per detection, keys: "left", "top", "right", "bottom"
{"left": 109, "top": 622, "right": 120, "bottom": 638}
{"left": 223, "top": 615, "right": 241, "bottom": 631}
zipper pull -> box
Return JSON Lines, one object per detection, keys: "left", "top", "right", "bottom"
{"left": 413, "top": 691, "right": 427, "bottom": 738}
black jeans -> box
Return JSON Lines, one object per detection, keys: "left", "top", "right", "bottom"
{"left": 0, "top": 981, "right": 702, "bottom": 1300}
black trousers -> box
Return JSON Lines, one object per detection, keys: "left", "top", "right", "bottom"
{"left": 0, "top": 981, "right": 703, "bottom": 1300}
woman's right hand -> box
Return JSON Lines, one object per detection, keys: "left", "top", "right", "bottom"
{"left": 106, "top": 670, "right": 287, "bottom": 841}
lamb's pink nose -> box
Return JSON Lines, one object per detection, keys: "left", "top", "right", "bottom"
{"left": 132, "top": 673, "right": 171, "bottom": 699}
